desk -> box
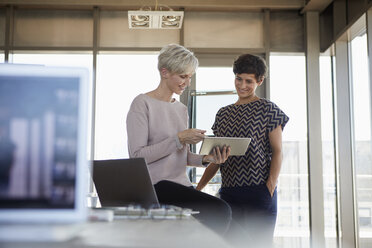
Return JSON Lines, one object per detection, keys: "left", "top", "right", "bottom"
{"left": 1, "top": 217, "right": 232, "bottom": 248}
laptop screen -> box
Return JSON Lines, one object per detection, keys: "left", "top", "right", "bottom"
{"left": 0, "top": 64, "right": 89, "bottom": 214}
{"left": 93, "top": 158, "right": 160, "bottom": 209}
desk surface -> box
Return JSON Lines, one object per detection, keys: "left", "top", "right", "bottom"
{"left": 1, "top": 217, "right": 232, "bottom": 248}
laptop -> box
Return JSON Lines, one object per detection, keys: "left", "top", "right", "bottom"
{"left": 0, "top": 64, "right": 91, "bottom": 241}
{"left": 93, "top": 158, "right": 160, "bottom": 209}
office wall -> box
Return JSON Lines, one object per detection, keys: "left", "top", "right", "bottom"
{"left": 13, "top": 9, "right": 93, "bottom": 47}
{"left": 184, "top": 12, "right": 264, "bottom": 49}
{"left": 270, "top": 11, "right": 304, "bottom": 52}
{"left": 319, "top": 0, "right": 372, "bottom": 52}
{"left": 0, "top": 7, "right": 304, "bottom": 52}
{"left": 0, "top": 8, "right": 5, "bottom": 47}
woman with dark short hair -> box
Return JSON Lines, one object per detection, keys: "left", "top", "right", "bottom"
{"left": 197, "top": 54, "right": 289, "bottom": 247}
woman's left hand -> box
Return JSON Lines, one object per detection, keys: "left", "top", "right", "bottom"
{"left": 202, "top": 146, "right": 231, "bottom": 165}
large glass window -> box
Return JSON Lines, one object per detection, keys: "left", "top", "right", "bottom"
{"left": 270, "top": 55, "right": 310, "bottom": 247}
{"left": 12, "top": 53, "right": 92, "bottom": 74}
{"left": 95, "top": 53, "right": 160, "bottom": 160}
{"left": 350, "top": 32, "right": 372, "bottom": 247}
{"left": 320, "top": 55, "right": 338, "bottom": 248}
{"left": 192, "top": 67, "right": 236, "bottom": 194}
{"left": 0, "top": 53, "right": 4, "bottom": 62}
{"left": 11, "top": 53, "right": 93, "bottom": 159}
{"left": 196, "top": 67, "right": 235, "bottom": 92}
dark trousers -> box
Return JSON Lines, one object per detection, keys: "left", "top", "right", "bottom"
{"left": 220, "top": 184, "right": 277, "bottom": 248}
{"left": 154, "top": 180, "right": 232, "bottom": 236}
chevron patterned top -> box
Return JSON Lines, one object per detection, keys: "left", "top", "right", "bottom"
{"left": 212, "top": 98, "right": 289, "bottom": 187}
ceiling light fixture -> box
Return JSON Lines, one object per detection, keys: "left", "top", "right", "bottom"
{"left": 128, "top": 1, "right": 184, "bottom": 29}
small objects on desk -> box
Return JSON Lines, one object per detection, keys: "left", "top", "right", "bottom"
{"left": 88, "top": 208, "right": 114, "bottom": 222}
{"left": 112, "top": 205, "right": 148, "bottom": 218}
{"left": 86, "top": 192, "right": 100, "bottom": 208}
{"left": 149, "top": 205, "right": 199, "bottom": 219}
{"left": 91, "top": 205, "right": 199, "bottom": 220}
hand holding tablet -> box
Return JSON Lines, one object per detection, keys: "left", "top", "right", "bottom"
{"left": 199, "top": 136, "right": 251, "bottom": 156}
{"left": 202, "top": 145, "right": 231, "bottom": 164}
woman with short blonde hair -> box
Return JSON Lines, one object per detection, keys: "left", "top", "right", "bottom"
{"left": 127, "top": 43, "right": 232, "bottom": 236}
{"left": 157, "top": 43, "right": 199, "bottom": 74}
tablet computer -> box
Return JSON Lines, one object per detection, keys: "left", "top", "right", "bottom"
{"left": 199, "top": 137, "right": 251, "bottom": 156}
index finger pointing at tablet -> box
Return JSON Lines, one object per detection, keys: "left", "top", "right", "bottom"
{"left": 193, "top": 129, "right": 206, "bottom": 134}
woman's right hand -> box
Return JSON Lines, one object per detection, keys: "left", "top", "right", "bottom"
{"left": 202, "top": 146, "right": 231, "bottom": 165}
{"left": 178, "top": 129, "right": 206, "bottom": 145}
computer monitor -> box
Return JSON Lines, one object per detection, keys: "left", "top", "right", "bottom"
{"left": 0, "top": 64, "right": 90, "bottom": 223}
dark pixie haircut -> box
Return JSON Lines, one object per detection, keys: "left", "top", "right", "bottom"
{"left": 233, "top": 54, "right": 268, "bottom": 81}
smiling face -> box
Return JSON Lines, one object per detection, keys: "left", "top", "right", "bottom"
{"left": 235, "top": 73, "right": 263, "bottom": 101}
{"left": 168, "top": 73, "right": 192, "bottom": 95}
{"left": 161, "top": 68, "right": 193, "bottom": 95}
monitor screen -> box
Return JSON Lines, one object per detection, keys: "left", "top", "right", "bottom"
{"left": 0, "top": 65, "right": 88, "bottom": 210}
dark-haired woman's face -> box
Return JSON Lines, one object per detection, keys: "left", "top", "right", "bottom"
{"left": 234, "top": 73, "right": 262, "bottom": 100}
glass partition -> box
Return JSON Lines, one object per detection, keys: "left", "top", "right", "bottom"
{"left": 270, "top": 55, "right": 310, "bottom": 247}
{"left": 320, "top": 55, "right": 338, "bottom": 248}
{"left": 196, "top": 67, "right": 235, "bottom": 92}
{"left": 12, "top": 53, "right": 93, "bottom": 159}
{"left": 95, "top": 53, "right": 160, "bottom": 160}
{"left": 191, "top": 93, "right": 237, "bottom": 194}
{"left": 350, "top": 32, "right": 372, "bottom": 248}
{"left": 12, "top": 53, "right": 92, "bottom": 73}
{"left": 192, "top": 66, "right": 236, "bottom": 194}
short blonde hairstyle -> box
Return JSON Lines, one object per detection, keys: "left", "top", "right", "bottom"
{"left": 158, "top": 44, "right": 198, "bottom": 75}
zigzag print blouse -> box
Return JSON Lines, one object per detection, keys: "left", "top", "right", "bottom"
{"left": 212, "top": 98, "right": 289, "bottom": 187}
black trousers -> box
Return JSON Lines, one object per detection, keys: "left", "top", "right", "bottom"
{"left": 154, "top": 180, "right": 232, "bottom": 236}
{"left": 220, "top": 184, "right": 278, "bottom": 248}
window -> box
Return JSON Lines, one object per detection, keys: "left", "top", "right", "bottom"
{"left": 11, "top": 53, "right": 93, "bottom": 159}
{"left": 350, "top": 32, "right": 372, "bottom": 247}
{"left": 196, "top": 67, "right": 235, "bottom": 92}
{"left": 0, "top": 53, "right": 4, "bottom": 62}
{"left": 319, "top": 55, "right": 338, "bottom": 248}
{"left": 270, "top": 55, "right": 310, "bottom": 247}
{"left": 11, "top": 53, "right": 93, "bottom": 72}
{"left": 192, "top": 66, "right": 236, "bottom": 194}
{"left": 95, "top": 53, "right": 161, "bottom": 160}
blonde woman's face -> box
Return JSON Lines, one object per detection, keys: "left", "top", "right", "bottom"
{"left": 166, "top": 72, "right": 193, "bottom": 95}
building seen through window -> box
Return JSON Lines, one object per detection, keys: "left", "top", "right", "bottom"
{"left": 350, "top": 33, "right": 372, "bottom": 247}
{"left": 320, "top": 55, "right": 337, "bottom": 248}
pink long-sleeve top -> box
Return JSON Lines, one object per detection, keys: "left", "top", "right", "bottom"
{"left": 126, "top": 94, "right": 205, "bottom": 186}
